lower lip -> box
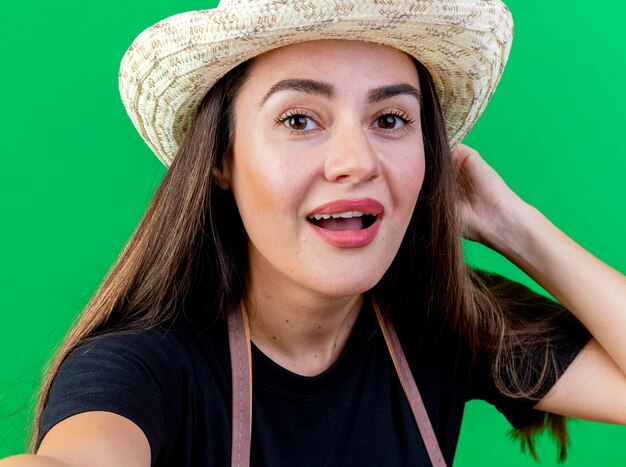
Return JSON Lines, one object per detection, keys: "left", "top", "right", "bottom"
{"left": 308, "top": 217, "right": 382, "bottom": 248}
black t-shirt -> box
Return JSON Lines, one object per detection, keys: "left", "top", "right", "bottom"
{"left": 37, "top": 301, "right": 588, "bottom": 466}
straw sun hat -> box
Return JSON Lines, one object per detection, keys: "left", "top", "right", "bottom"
{"left": 119, "top": 0, "right": 513, "bottom": 167}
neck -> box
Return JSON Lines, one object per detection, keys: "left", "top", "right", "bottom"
{"left": 246, "top": 290, "right": 364, "bottom": 377}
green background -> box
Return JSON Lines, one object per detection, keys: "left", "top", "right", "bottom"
{"left": 1, "top": 0, "right": 624, "bottom": 464}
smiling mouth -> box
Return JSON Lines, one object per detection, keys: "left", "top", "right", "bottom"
{"left": 306, "top": 211, "right": 378, "bottom": 231}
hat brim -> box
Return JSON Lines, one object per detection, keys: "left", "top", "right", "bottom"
{"left": 119, "top": 0, "right": 513, "bottom": 166}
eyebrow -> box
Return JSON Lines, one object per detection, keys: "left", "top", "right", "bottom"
{"left": 260, "top": 79, "right": 421, "bottom": 105}
{"left": 261, "top": 79, "right": 334, "bottom": 104}
{"left": 368, "top": 84, "right": 421, "bottom": 104}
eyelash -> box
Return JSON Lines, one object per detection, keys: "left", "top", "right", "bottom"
{"left": 274, "top": 108, "right": 416, "bottom": 134}
{"left": 273, "top": 108, "right": 317, "bottom": 134}
{"left": 374, "top": 109, "right": 416, "bottom": 133}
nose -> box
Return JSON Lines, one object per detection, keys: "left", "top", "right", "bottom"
{"left": 323, "top": 124, "right": 381, "bottom": 184}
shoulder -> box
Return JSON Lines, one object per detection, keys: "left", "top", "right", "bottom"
{"left": 56, "top": 323, "right": 199, "bottom": 387}
{"left": 39, "top": 319, "right": 230, "bottom": 459}
{"left": 67, "top": 323, "right": 202, "bottom": 365}
{"left": 62, "top": 318, "right": 228, "bottom": 374}
{"left": 52, "top": 318, "right": 232, "bottom": 406}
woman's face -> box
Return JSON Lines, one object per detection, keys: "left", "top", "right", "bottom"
{"left": 223, "top": 40, "right": 425, "bottom": 301}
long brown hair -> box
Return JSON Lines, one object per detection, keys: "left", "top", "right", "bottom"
{"left": 32, "top": 56, "right": 582, "bottom": 461}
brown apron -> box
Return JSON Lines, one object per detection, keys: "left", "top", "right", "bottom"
{"left": 227, "top": 300, "right": 447, "bottom": 467}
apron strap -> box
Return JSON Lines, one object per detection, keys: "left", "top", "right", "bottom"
{"left": 227, "top": 300, "right": 447, "bottom": 467}
{"left": 228, "top": 303, "right": 252, "bottom": 467}
{"left": 372, "top": 300, "right": 447, "bottom": 466}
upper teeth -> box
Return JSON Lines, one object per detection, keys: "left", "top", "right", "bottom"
{"left": 308, "top": 211, "right": 370, "bottom": 220}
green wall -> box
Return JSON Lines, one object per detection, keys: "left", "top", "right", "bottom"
{"left": 1, "top": 1, "right": 624, "bottom": 464}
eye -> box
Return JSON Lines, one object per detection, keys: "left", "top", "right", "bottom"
{"left": 373, "top": 110, "right": 415, "bottom": 131}
{"left": 274, "top": 109, "right": 318, "bottom": 133}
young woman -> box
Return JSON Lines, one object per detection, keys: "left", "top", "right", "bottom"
{"left": 2, "top": 1, "right": 625, "bottom": 466}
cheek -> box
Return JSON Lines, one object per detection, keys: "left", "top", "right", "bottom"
{"left": 230, "top": 143, "right": 273, "bottom": 221}
{"left": 389, "top": 146, "right": 426, "bottom": 215}
{"left": 229, "top": 134, "right": 310, "bottom": 224}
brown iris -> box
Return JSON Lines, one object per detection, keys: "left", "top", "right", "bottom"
{"left": 288, "top": 116, "right": 309, "bottom": 130}
{"left": 377, "top": 115, "right": 398, "bottom": 129}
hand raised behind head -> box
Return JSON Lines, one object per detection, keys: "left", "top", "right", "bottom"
{"left": 452, "top": 143, "right": 525, "bottom": 247}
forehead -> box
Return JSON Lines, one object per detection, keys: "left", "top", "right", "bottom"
{"left": 245, "top": 40, "right": 420, "bottom": 89}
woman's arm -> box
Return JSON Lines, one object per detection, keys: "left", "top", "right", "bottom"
{"left": 0, "top": 412, "right": 150, "bottom": 467}
{"left": 453, "top": 144, "right": 626, "bottom": 423}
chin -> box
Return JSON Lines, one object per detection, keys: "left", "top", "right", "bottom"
{"left": 311, "top": 271, "right": 386, "bottom": 299}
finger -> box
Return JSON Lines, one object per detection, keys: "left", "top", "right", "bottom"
{"left": 451, "top": 143, "right": 476, "bottom": 171}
